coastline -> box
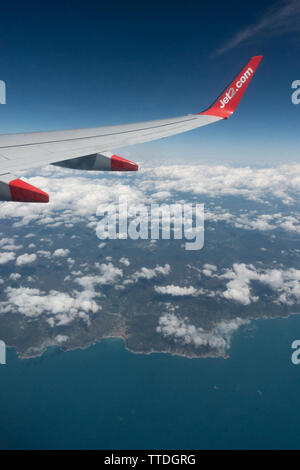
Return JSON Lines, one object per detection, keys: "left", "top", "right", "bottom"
{"left": 5, "top": 310, "right": 299, "bottom": 362}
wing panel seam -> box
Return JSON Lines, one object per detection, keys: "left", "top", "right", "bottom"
{"left": 0, "top": 117, "right": 199, "bottom": 150}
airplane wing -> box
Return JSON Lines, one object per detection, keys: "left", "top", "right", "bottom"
{"left": 0, "top": 55, "right": 262, "bottom": 203}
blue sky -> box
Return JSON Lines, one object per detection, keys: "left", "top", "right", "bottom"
{"left": 0, "top": 0, "right": 300, "bottom": 164}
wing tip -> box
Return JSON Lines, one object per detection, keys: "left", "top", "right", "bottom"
{"left": 199, "top": 55, "right": 263, "bottom": 118}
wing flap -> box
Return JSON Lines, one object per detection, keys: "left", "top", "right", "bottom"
{"left": 53, "top": 152, "right": 138, "bottom": 171}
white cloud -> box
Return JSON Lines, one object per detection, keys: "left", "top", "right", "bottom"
{"left": 37, "top": 250, "right": 51, "bottom": 258}
{"left": 53, "top": 248, "right": 70, "bottom": 257}
{"left": 131, "top": 264, "right": 171, "bottom": 282}
{"left": 97, "top": 262, "right": 123, "bottom": 284}
{"left": 207, "top": 210, "right": 300, "bottom": 236}
{"left": 55, "top": 335, "right": 69, "bottom": 344}
{"left": 0, "top": 262, "right": 124, "bottom": 326}
{"left": 202, "top": 263, "right": 217, "bottom": 277}
{"left": 120, "top": 257, "right": 130, "bottom": 267}
{"left": 0, "top": 285, "right": 100, "bottom": 326}
{"left": 0, "top": 237, "right": 23, "bottom": 251}
{"left": 16, "top": 253, "right": 37, "bottom": 266}
{"left": 154, "top": 285, "right": 198, "bottom": 296}
{"left": 220, "top": 263, "right": 300, "bottom": 306}
{"left": 220, "top": 263, "right": 259, "bottom": 305}
{"left": 9, "top": 273, "right": 21, "bottom": 281}
{"left": 157, "top": 313, "right": 249, "bottom": 354}
{"left": 0, "top": 252, "right": 16, "bottom": 264}
{"left": 75, "top": 263, "right": 123, "bottom": 289}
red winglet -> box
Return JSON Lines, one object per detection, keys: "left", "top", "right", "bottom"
{"left": 111, "top": 154, "right": 138, "bottom": 171}
{"left": 9, "top": 179, "right": 49, "bottom": 203}
{"left": 199, "top": 56, "right": 263, "bottom": 119}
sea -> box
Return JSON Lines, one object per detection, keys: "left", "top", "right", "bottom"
{"left": 0, "top": 314, "right": 300, "bottom": 450}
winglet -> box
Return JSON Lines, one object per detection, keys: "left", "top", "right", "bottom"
{"left": 199, "top": 56, "right": 263, "bottom": 119}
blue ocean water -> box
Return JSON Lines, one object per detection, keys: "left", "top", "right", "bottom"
{"left": 0, "top": 315, "right": 300, "bottom": 450}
